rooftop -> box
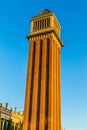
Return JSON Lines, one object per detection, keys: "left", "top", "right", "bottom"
{"left": 31, "top": 9, "right": 53, "bottom": 19}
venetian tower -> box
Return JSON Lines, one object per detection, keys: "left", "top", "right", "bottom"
{"left": 23, "top": 9, "right": 64, "bottom": 130}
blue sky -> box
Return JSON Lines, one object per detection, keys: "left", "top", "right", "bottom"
{"left": 0, "top": 0, "right": 87, "bottom": 130}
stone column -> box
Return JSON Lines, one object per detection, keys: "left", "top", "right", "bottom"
{"left": 13, "top": 123, "right": 15, "bottom": 130}
{"left": 2, "top": 119, "right": 4, "bottom": 130}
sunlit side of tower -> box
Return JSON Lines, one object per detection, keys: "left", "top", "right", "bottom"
{"left": 23, "top": 9, "right": 64, "bottom": 130}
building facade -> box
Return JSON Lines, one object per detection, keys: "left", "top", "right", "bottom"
{"left": 0, "top": 103, "right": 11, "bottom": 130}
{"left": 23, "top": 9, "right": 64, "bottom": 130}
{"left": 11, "top": 108, "right": 23, "bottom": 130}
{"left": 0, "top": 103, "right": 23, "bottom": 130}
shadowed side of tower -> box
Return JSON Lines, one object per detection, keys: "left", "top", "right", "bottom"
{"left": 23, "top": 9, "right": 64, "bottom": 130}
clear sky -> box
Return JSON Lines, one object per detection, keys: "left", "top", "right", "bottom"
{"left": 0, "top": 0, "right": 87, "bottom": 130}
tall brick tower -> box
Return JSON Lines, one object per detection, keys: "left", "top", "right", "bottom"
{"left": 23, "top": 9, "right": 64, "bottom": 130}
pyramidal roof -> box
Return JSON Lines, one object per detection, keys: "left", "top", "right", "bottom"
{"left": 31, "top": 9, "right": 53, "bottom": 19}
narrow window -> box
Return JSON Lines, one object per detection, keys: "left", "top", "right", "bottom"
{"left": 47, "top": 17, "right": 50, "bottom": 27}
{"left": 40, "top": 20, "right": 42, "bottom": 29}
{"left": 38, "top": 20, "right": 39, "bottom": 30}
{"left": 42, "top": 19, "right": 44, "bottom": 29}
{"left": 45, "top": 19, "right": 46, "bottom": 28}
{"left": 33, "top": 22, "right": 35, "bottom": 31}
{"left": 36, "top": 21, "right": 38, "bottom": 30}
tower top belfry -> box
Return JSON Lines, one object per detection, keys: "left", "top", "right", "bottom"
{"left": 27, "top": 9, "right": 64, "bottom": 47}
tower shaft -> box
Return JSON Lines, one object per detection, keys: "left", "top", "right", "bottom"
{"left": 23, "top": 9, "right": 64, "bottom": 130}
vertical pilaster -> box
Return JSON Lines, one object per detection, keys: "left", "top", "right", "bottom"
{"left": 23, "top": 41, "right": 34, "bottom": 130}
{"left": 39, "top": 38, "right": 47, "bottom": 130}
{"left": 52, "top": 39, "right": 57, "bottom": 130}
{"left": 56, "top": 44, "right": 58, "bottom": 130}
{"left": 30, "top": 40, "right": 40, "bottom": 130}
{"left": 36, "top": 39, "right": 43, "bottom": 130}
{"left": 48, "top": 36, "right": 53, "bottom": 130}
{"left": 56, "top": 44, "right": 59, "bottom": 130}
{"left": 56, "top": 44, "right": 61, "bottom": 130}
{"left": 58, "top": 47, "right": 61, "bottom": 130}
